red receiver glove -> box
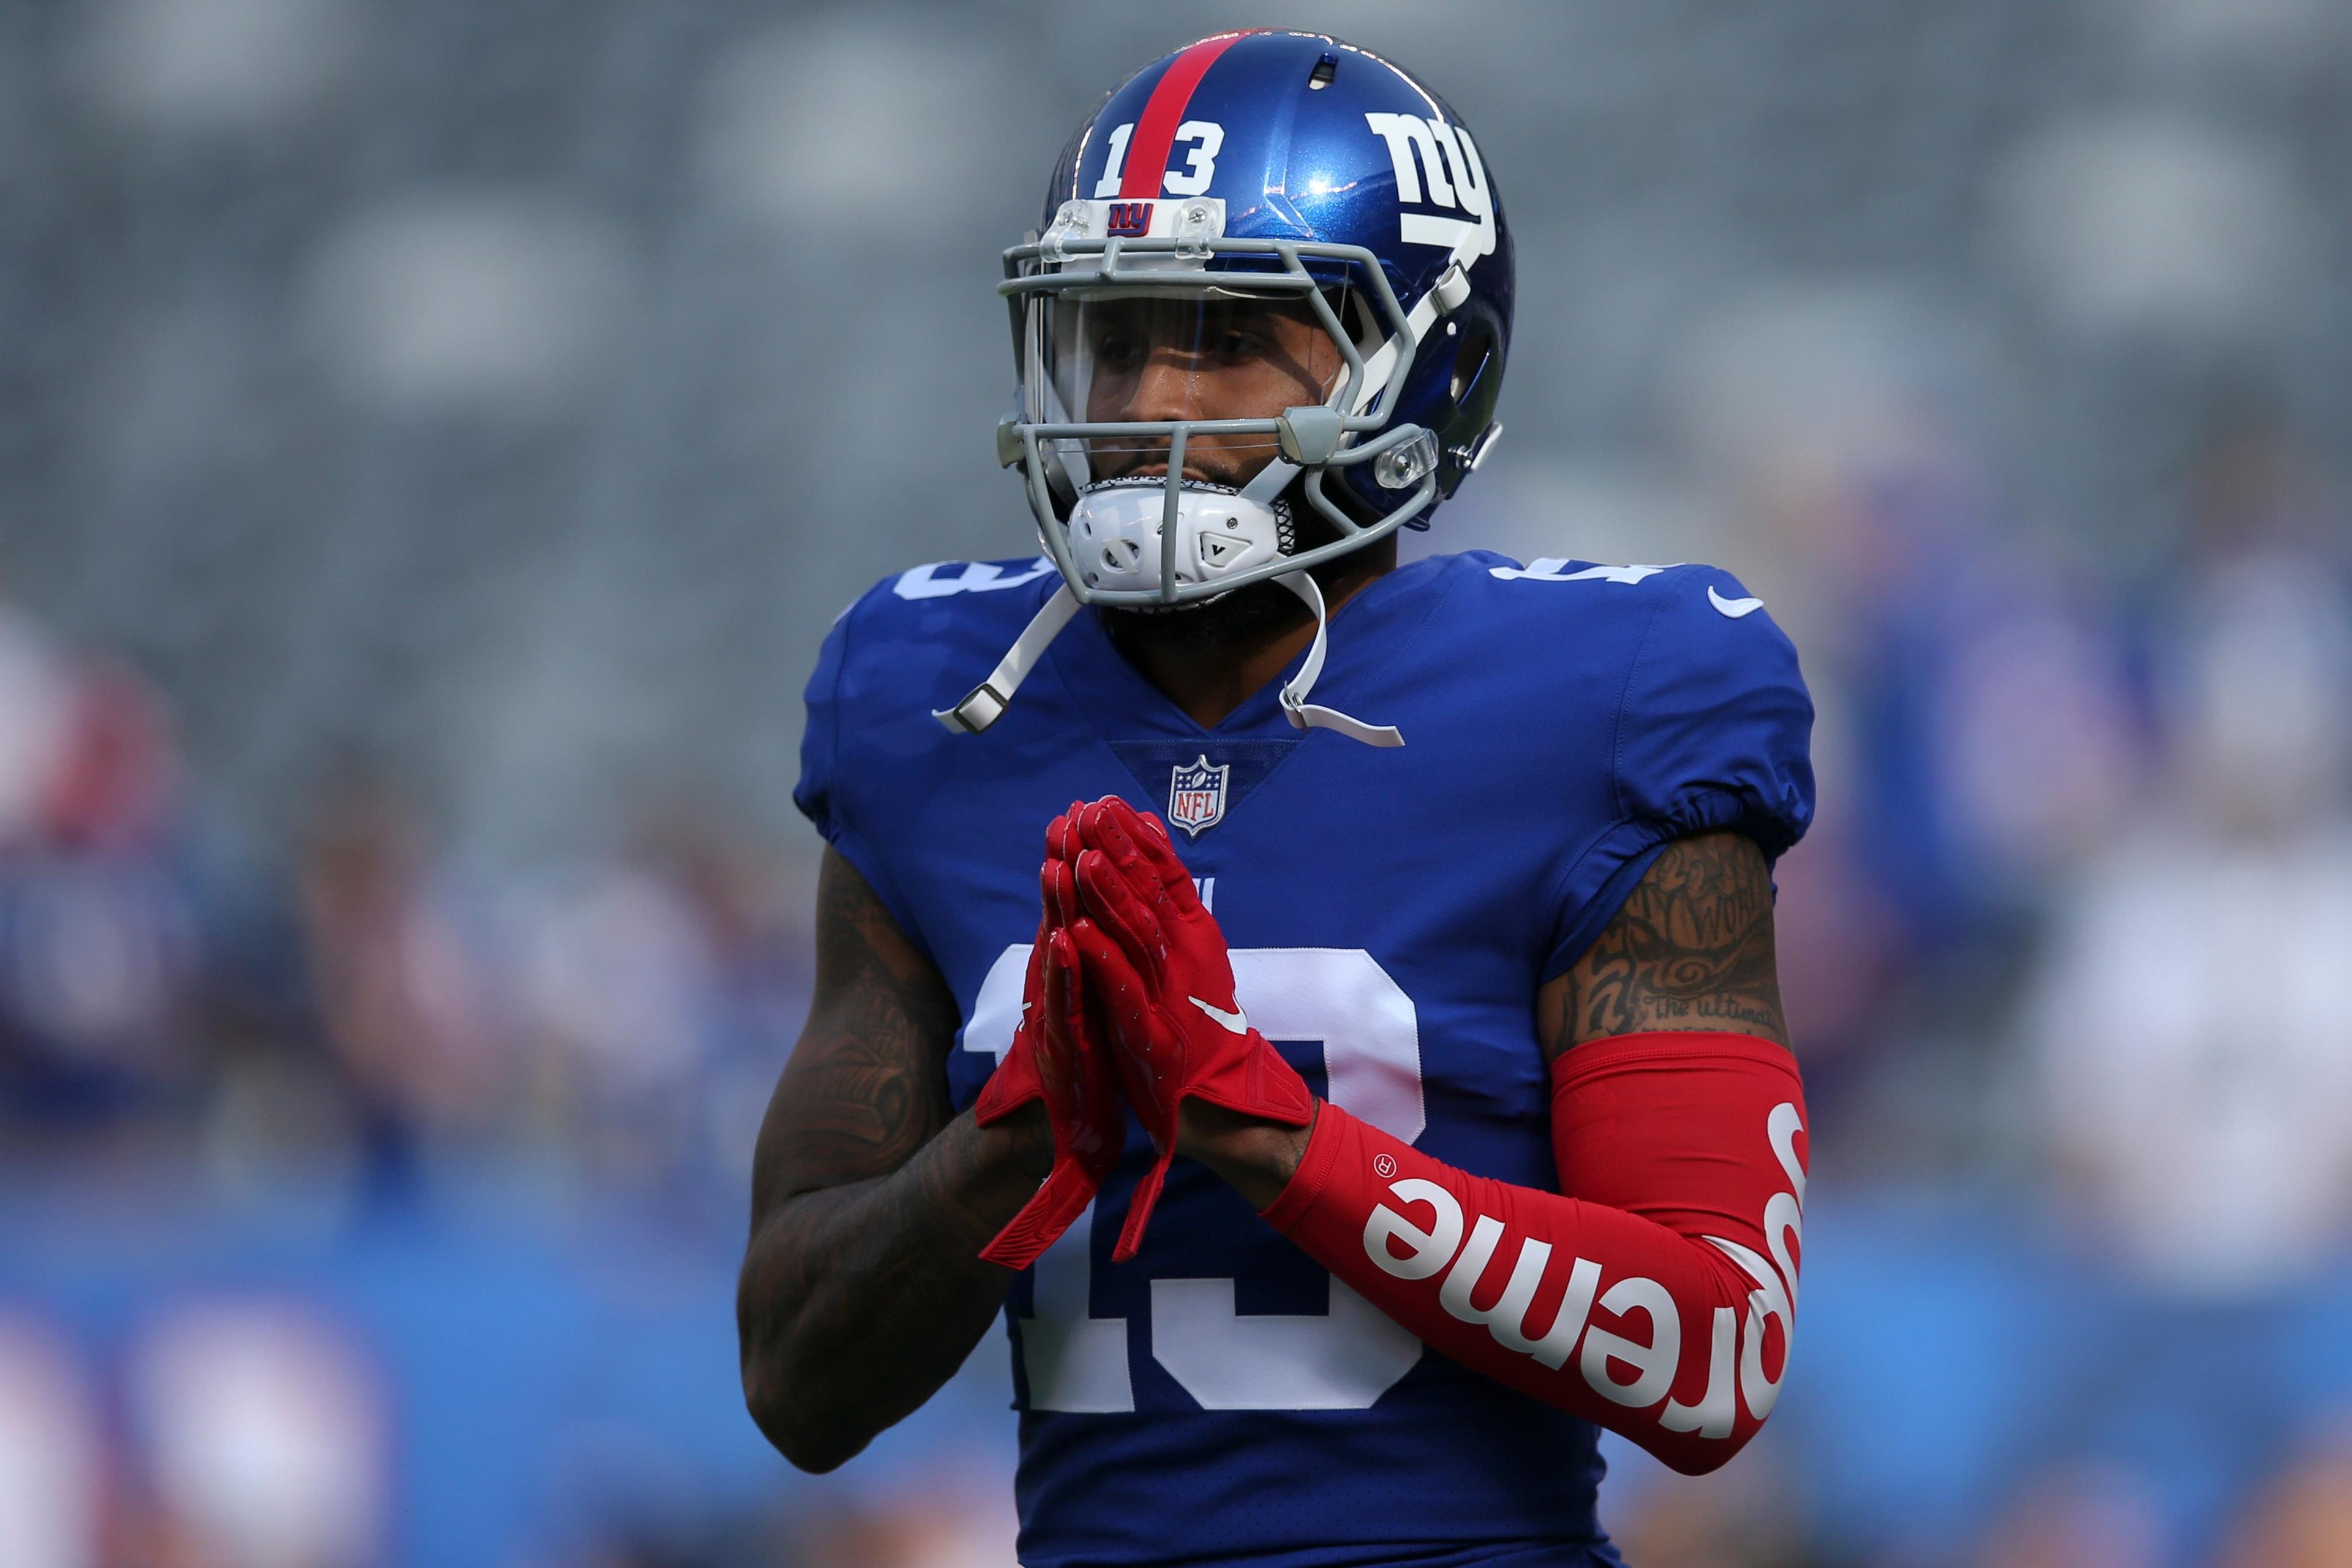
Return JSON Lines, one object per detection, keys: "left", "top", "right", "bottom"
{"left": 1066, "top": 797, "right": 1314, "bottom": 1263}
{"left": 971, "top": 808, "right": 1126, "bottom": 1270}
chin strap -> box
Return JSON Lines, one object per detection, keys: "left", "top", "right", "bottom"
{"left": 1276, "top": 571, "right": 1404, "bottom": 748}
{"left": 932, "top": 585, "right": 1080, "bottom": 734}
{"left": 933, "top": 568, "right": 1403, "bottom": 748}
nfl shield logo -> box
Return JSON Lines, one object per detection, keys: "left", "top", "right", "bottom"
{"left": 1167, "top": 754, "right": 1230, "bottom": 837}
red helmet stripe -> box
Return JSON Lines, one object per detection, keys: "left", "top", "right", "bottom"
{"left": 1118, "top": 31, "right": 1254, "bottom": 200}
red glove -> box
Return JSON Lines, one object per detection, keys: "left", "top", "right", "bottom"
{"left": 1066, "top": 797, "right": 1314, "bottom": 1263}
{"left": 971, "top": 810, "right": 1126, "bottom": 1269}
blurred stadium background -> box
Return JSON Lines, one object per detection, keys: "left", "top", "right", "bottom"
{"left": 8, "top": 0, "right": 2352, "bottom": 1563}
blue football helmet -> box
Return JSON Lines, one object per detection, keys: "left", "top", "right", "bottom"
{"left": 940, "top": 30, "right": 1513, "bottom": 742}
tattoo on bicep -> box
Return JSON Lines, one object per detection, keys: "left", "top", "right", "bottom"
{"left": 756, "top": 851, "right": 961, "bottom": 1201}
{"left": 1557, "top": 831, "right": 1790, "bottom": 1056}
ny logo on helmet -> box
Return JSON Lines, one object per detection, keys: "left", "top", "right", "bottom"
{"left": 1105, "top": 202, "right": 1155, "bottom": 236}
{"left": 1363, "top": 113, "right": 1495, "bottom": 260}
{"left": 1167, "top": 755, "right": 1231, "bottom": 837}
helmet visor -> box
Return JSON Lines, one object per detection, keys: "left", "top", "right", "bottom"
{"left": 1028, "top": 287, "right": 1355, "bottom": 494}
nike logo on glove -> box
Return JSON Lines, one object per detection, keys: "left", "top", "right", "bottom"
{"left": 1189, "top": 997, "right": 1252, "bottom": 1035}
{"left": 1709, "top": 585, "right": 1765, "bottom": 619}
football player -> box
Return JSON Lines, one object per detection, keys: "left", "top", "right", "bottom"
{"left": 740, "top": 30, "right": 1814, "bottom": 1568}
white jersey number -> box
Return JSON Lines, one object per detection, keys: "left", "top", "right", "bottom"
{"left": 962, "top": 944, "right": 1427, "bottom": 1411}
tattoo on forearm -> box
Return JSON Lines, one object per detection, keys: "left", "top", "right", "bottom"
{"left": 1554, "top": 831, "right": 1790, "bottom": 1058}
{"left": 739, "top": 850, "right": 1047, "bottom": 1466}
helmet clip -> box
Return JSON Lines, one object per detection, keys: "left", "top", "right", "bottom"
{"left": 1433, "top": 262, "right": 1472, "bottom": 313}
{"left": 1277, "top": 405, "right": 1346, "bottom": 466}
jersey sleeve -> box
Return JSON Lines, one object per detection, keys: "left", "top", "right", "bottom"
{"left": 1543, "top": 568, "right": 1816, "bottom": 978}
{"left": 792, "top": 586, "right": 930, "bottom": 954}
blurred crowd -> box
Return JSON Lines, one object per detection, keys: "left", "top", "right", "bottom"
{"left": 0, "top": 587, "right": 813, "bottom": 1209}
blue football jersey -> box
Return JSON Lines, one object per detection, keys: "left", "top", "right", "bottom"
{"left": 794, "top": 550, "right": 1814, "bottom": 1568}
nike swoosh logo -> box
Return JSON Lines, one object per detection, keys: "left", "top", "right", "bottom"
{"left": 1709, "top": 585, "right": 1765, "bottom": 619}
{"left": 1189, "top": 997, "right": 1251, "bottom": 1035}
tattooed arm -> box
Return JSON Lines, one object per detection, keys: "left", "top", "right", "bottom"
{"left": 1538, "top": 829, "right": 1790, "bottom": 1060}
{"left": 737, "top": 848, "right": 1051, "bottom": 1472}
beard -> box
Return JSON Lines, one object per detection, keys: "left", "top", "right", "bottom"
{"left": 1097, "top": 573, "right": 1311, "bottom": 661}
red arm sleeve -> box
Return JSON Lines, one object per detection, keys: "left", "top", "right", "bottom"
{"left": 1259, "top": 1031, "right": 1807, "bottom": 1474}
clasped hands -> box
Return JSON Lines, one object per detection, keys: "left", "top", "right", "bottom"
{"left": 972, "top": 796, "right": 1317, "bottom": 1268}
